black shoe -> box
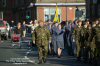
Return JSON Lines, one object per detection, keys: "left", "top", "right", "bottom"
{"left": 57, "top": 55, "right": 61, "bottom": 58}
{"left": 77, "top": 57, "right": 81, "bottom": 62}
{"left": 43, "top": 60, "right": 46, "bottom": 63}
{"left": 38, "top": 61, "right": 42, "bottom": 64}
{"left": 43, "top": 58, "right": 47, "bottom": 63}
{"left": 38, "top": 62, "right": 42, "bottom": 64}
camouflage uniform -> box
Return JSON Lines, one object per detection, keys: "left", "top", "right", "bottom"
{"left": 82, "top": 27, "right": 91, "bottom": 62}
{"left": 73, "top": 26, "right": 84, "bottom": 60}
{"left": 92, "top": 25, "right": 100, "bottom": 65}
{"left": 89, "top": 26, "right": 97, "bottom": 62}
{"left": 33, "top": 26, "right": 51, "bottom": 63}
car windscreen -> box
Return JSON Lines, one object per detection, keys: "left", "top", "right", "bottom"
{"left": 0, "top": 20, "right": 4, "bottom": 26}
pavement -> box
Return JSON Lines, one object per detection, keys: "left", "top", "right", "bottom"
{"left": 0, "top": 40, "right": 91, "bottom": 66}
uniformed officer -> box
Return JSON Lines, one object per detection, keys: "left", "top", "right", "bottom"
{"left": 33, "top": 20, "right": 51, "bottom": 64}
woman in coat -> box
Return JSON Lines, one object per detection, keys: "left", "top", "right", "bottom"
{"left": 56, "top": 24, "right": 65, "bottom": 58}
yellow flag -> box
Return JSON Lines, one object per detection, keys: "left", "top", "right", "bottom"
{"left": 53, "top": 5, "right": 60, "bottom": 23}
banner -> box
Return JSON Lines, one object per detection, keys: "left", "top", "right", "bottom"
{"left": 53, "top": 5, "right": 60, "bottom": 23}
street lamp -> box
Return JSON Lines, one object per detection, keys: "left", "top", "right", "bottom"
{"left": 28, "top": 3, "right": 34, "bottom": 8}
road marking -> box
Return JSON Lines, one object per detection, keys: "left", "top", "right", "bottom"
{"left": 5, "top": 57, "right": 36, "bottom": 64}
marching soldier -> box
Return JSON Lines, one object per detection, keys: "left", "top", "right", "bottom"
{"left": 91, "top": 21, "right": 100, "bottom": 65}
{"left": 82, "top": 21, "right": 91, "bottom": 62}
{"left": 73, "top": 20, "right": 84, "bottom": 61}
{"left": 33, "top": 20, "right": 51, "bottom": 64}
{"left": 89, "top": 22, "right": 97, "bottom": 63}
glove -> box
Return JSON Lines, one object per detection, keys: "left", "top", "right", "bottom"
{"left": 49, "top": 40, "right": 51, "bottom": 44}
{"left": 73, "top": 38, "right": 75, "bottom": 42}
{"left": 33, "top": 41, "right": 35, "bottom": 44}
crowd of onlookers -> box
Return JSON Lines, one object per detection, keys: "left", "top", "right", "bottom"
{"left": 9, "top": 20, "right": 38, "bottom": 37}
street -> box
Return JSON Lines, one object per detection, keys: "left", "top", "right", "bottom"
{"left": 0, "top": 40, "right": 90, "bottom": 66}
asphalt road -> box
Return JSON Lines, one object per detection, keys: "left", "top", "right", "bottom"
{"left": 0, "top": 40, "right": 91, "bottom": 66}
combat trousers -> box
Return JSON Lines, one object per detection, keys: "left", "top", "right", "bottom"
{"left": 95, "top": 41, "right": 100, "bottom": 65}
{"left": 76, "top": 40, "right": 84, "bottom": 60}
{"left": 38, "top": 45, "right": 48, "bottom": 63}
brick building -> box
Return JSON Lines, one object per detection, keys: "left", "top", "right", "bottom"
{"left": 36, "top": 0, "right": 86, "bottom": 22}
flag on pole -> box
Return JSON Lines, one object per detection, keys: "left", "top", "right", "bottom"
{"left": 53, "top": 5, "right": 60, "bottom": 23}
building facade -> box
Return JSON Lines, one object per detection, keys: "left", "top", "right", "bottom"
{"left": 12, "top": 0, "right": 36, "bottom": 23}
{"left": 0, "top": 0, "right": 36, "bottom": 23}
{"left": 0, "top": 0, "right": 85, "bottom": 23}
{"left": 36, "top": 0, "right": 86, "bottom": 22}
{"left": 86, "top": 0, "right": 100, "bottom": 20}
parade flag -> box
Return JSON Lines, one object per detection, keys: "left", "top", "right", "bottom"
{"left": 53, "top": 5, "right": 60, "bottom": 23}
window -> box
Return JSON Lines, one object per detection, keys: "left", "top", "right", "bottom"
{"left": 76, "top": 0, "right": 85, "bottom": 3}
{"left": 98, "top": 5, "right": 100, "bottom": 17}
{"left": 44, "top": 8, "right": 61, "bottom": 22}
{"left": 15, "top": 0, "right": 20, "bottom": 7}
{"left": 75, "top": 7, "right": 86, "bottom": 20}
{"left": 2, "top": 0, "right": 6, "bottom": 7}
{"left": 0, "top": 20, "right": 4, "bottom": 26}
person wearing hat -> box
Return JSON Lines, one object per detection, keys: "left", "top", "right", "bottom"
{"left": 33, "top": 20, "right": 51, "bottom": 64}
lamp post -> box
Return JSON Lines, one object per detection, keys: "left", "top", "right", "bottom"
{"left": 28, "top": 3, "right": 33, "bottom": 8}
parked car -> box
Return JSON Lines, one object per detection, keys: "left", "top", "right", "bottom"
{"left": 0, "top": 19, "right": 11, "bottom": 40}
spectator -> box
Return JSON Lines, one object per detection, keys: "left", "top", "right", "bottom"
{"left": 22, "top": 21, "right": 26, "bottom": 37}
{"left": 14, "top": 22, "right": 22, "bottom": 36}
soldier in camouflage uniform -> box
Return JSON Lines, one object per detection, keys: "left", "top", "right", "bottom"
{"left": 33, "top": 20, "right": 51, "bottom": 64}
{"left": 82, "top": 22, "right": 91, "bottom": 62}
{"left": 91, "top": 22, "right": 100, "bottom": 65}
{"left": 73, "top": 20, "right": 84, "bottom": 61}
{"left": 89, "top": 22, "right": 97, "bottom": 63}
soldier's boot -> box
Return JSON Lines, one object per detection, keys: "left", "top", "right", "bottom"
{"left": 83, "top": 47, "right": 88, "bottom": 63}
{"left": 38, "top": 56, "right": 44, "bottom": 64}
{"left": 38, "top": 60, "right": 42, "bottom": 64}
{"left": 38, "top": 58, "right": 44, "bottom": 64}
{"left": 43, "top": 49, "right": 47, "bottom": 63}
{"left": 43, "top": 57, "right": 47, "bottom": 63}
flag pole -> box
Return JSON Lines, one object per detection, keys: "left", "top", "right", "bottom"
{"left": 53, "top": 3, "right": 60, "bottom": 23}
